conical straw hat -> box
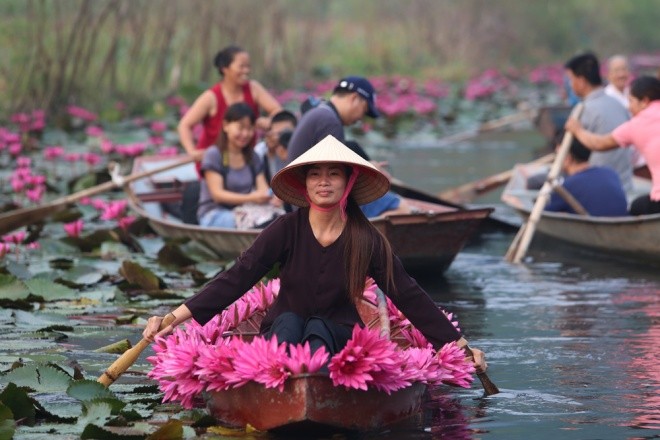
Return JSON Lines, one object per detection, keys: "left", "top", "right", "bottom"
{"left": 271, "top": 135, "right": 390, "bottom": 207}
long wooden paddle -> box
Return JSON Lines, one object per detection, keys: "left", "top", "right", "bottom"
{"left": 505, "top": 103, "right": 584, "bottom": 263}
{"left": 437, "top": 107, "right": 537, "bottom": 146}
{"left": 463, "top": 345, "right": 499, "bottom": 396}
{"left": 0, "top": 155, "right": 194, "bottom": 235}
{"left": 98, "top": 313, "right": 177, "bottom": 387}
{"left": 438, "top": 153, "right": 556, "bottom": 205}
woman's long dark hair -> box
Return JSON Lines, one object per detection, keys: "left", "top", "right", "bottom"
{"left": 216, "top": 102, "right": 256, "bottom": 164}
{"left": 343, "top": 197, "right": 396, "bottom": 303}
{"left": 630, "top": 75, "right": 660, "bottom": 102}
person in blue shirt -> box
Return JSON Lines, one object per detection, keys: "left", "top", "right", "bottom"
{"left": 546, "top": 136, "right": 628, "bottom": 216}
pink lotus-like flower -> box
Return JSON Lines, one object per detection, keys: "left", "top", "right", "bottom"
{"left": 100, "top": 139, "right": 114, "bottom": 154}
{"left": 0, "top": 243, "right": 10, "bottom": 259}
{"left": 67, "top": 105, "right": 98, "bottom": 122}
{"left": 25, "top": 186, "right": 44, "bottom": 203}
{"left": 83, "top": 153, "right": 102, "bottom": 167}
{"left": 150, "top": 121, "right": 167, "bottom": 133}
{"left": 114, "top": 142, "right": 147, "bottom": 157}
{"left": 3, "top": 232, "right": 25, "bottom": 245}
{"left": 436, "top": 341, "right": 475, "bottom": 388}
{"left": 147, "top": 326, "right": 207, "bottom": 409}
{"left": 100, "top": 200, "right": 127, "bottom": 220}
{"left": 156, "top": 146, "right": 180, "bottom": 156}
{"left": 85, "top": 126, "right": 104, "bottom": 137}
{"left": 63, "top": 219, "right": 84, "bottom": 238}
{"left": 43, "top": 146, "right": 65, "bottom": 160}
{"left": 118, "top": 215, "right": 135, "bottom": 231}
{"left": 329, "top": 325, "right": 399, "bottom": 391}
{"left": 284, "top": 342, "right": 329, "bottom": 375}
{"left": 194, "top": 341, "right": 237, "bottom": 392}
{"left": 16, "top": 156, "right": 31, "bottom": 168}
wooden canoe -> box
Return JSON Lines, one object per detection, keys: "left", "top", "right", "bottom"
{"left": 501, "top": 162, "right": 660, "bottom": 264}
{"left": 206, "top": 374, "right": 426, "bottom": 433}
{"left": 126, "top": 155, "right": 492, "bottom": 273}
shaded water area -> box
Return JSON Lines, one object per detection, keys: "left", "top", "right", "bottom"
{"left": 3, "top": 130, "right": 659, "bottom": 439}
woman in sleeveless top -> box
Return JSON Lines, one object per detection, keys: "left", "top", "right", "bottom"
{"left": 178, "top": 45, "right": 281, "bottom": 166}
{"left": 197, "top": 103, "right": 274, "bottom": 228}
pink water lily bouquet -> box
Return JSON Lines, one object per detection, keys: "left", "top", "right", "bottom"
{"left": 147, "top": 279, "right": 475, "bottom": 409}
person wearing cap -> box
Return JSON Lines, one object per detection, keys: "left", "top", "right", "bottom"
{"left": 287, "top": 75, "right": 410, "bottom": 217}
{"left": 254, "top": 109, "right": 298, "bottom": 183}
{"left": 143, "top": 135, "right": 487, "bottom": 373}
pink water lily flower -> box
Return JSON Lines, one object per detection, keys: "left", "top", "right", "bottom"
{"left": 0, "top": 243, "right": 10, "bottom": 259}
{"left": 436, "top": 341, "right": 475, "bottom": 388}
{"left": 3, "top": 232, "right": 25, "bottom": 245}
{"left": 63, "top": 219, "right": 84, "bottom": 238}
{"left": 100, "top": 200, "right": 128, "bottom": 220}
{"left": 284, "top": 342, "right": 329, "bottom": 375}
{"left": 118, "top": 215, "right": 135, "bottom": 231}
{"left": 43, "top": 146, "right": 65, "bottom": 160}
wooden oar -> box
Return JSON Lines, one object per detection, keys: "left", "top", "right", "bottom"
{"left": 0, "top": 155, "right": 194, "bottom": 235}
{"left": 98, "top": 313, "right": 177, "bottom": 387}
{"left": 505, "top": 103, "right": 584, "bottom": 263}
{"left": 463, "top": 345, "right": 499, "bottom": 396}
{"left": 437, "top": 107, "right": 537, "bottom": 146}
{"left": 438, "top": 153, "right": 555, "bottom": 205}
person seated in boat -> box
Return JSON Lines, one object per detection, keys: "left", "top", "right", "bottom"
{"left": 143, "top": 135, "right": 488, "bottom": 374}
{"left": 254, "top": 109, "right": 298, "bottom": 183}
{"left": 545, "top": 136, "right": 628, "bottom": 216}
{"left": 178, "top": 45, "right": 281, "bottom": 173}
{"left": 343, "top": 140, "right": 412, "bottom": 218}
{"left": 197, "top": 102, "right": 280, "bottom": 228}
{"left": 566, "top": 75, "right": 660, "bottom": 215}
{"left": 564, "top": 52, "right": 633, "bottom": 192}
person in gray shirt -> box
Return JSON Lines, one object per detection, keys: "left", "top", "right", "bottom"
{"left": 565, "top": 52, "right": 633, "bottom": 192}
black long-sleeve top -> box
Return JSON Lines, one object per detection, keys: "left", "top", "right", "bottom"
{"left": 185, "top": 208, "right": 461, "bottom": 349}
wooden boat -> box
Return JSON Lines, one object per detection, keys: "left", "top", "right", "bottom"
{"left": 126, "top": 155, "right": 493, "bottom": 273}
{"left": 501, "top": 162, "right": 660, "bottom": 264}
{"left": 201, "top": 286, "right": 429, "bottom": 433}
{"left": 206, "top": 374, "right": 426, "bottom": 433}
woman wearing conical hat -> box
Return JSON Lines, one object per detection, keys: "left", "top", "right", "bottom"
{"left": 143, "top": 135, "right": 487, "bottom": 371}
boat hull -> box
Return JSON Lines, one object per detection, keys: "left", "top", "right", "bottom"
{"left": 502, "top": 163, "right": 660, "bottom": 264}
{"left": 127, "top": 155, "right": 492, "bottom": 271}
{"left": 206, "top": 374, "right": 426, "bottom": 432}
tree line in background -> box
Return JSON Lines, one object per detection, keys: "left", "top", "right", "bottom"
{"left": 0, "top": 0, "right": 658, "bottom": 119}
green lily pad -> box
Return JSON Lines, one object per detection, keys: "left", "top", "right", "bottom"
{"left": 31, "top": 393, "right": 81, "bottom": 422}
{"left": 0, "top": 382, "right": 36, "bottom": 426}
{"left": 157, "top": 244, "right": 196, "bottom": 269}
{"left": 77, "top": 401, "right": 113, "bottom": 434}
{"left": 24, "top": 278, "right": 79, "bottom": 301}
{"left": 99, "top": 241, "right": 132, "bottom": 259}
{"left": 119, "top": 261, "right": 163, "bottom": 291}
{"left": 0, "top": 364, "right": 72, "bottom": 393}
{"left": 0, "top": 274, "right": 29, "bottom": 300}
{"left": 49, "top": 257, "right": 75, "bottom": 270}
{"left": 13, "top": 310, "right": 73, "bottom": 330}
{"left": 67, "top": 380, "right": 117, "bottom": 402}
{"left": 0, "top": 402, "right": 15, "bottom": 440}
{"left": 59, "top": 265, "right": 105, "bottom": 286}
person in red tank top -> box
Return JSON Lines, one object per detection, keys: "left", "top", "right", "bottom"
{"left": 177, "top": 45, "right": 282, "bottom": 173}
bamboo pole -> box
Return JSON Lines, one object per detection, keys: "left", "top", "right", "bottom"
{"left": 505, "top": 103, "right": 584, "bottom": 263}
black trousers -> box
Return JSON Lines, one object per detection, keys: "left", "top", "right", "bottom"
{"left": 263, "top": 312, "right": 353, "bottom": 356}
{"left": 629, "top": 194, "right": 660, "bottom": 215}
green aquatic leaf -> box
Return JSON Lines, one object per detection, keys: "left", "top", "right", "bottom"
{"left": 146, "top": 419, "right": 183, "bottom": 439}
{"left": 13, "top": 310, "right": 72, "bottom": 330}
{"left": 119, "top": 261, "right": 162, "bottom": 291}
{"left": 60, "top": 265, "right": 104, "bottom": 286}
{"left": 0, "top": 382, "right": 36, "bottom": 426}
{"left": 67, "top": 379, "right": 117, "bottom": 402}
{"left": 31, "top": 393, "right": 81, "bottom": 422}
{"left": 49, "top": 257, "right": 75, "bottom": 270}
{"left": 0, "top": 364, "right": 72, "bottom": 393}
{"left": 157, "top": 243, "right": 197, "bottom": 269}
{"left": 99, "top": 241, "right": 132, "bottom": 259}
{"left": 77, "top": 401, "right": 113, "bottom": 434}
{"left": 0, "top": 274, "right": 29, "bottom": 300}
{"left": 0, "top": 402, "right": 15, "bottom": 440}
{"left": 24, "top": 278, "right": 79, "bottom": 301}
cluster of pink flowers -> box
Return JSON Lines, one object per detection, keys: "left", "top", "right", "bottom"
{"left": 10, "top": 110, "right": 46, "bottom": 134}
{"left": 63, "top": 219, "right": 84, "bottom": 238}
{"left": 8, "top": 156, "right": 47, "bottom": 204}
{"left": 464, "top": 68, "right": 515, "bottom": 100}
{"left": 147, "top": 279, "right": 475, "bottom": 409}
{"left": 0, "top": 128, "right": 23, "bottom": 157}
{"left": 0, "top": 231, "right": 39, "bottom": 260}
{"left": 67, "top": 105, "right": 98, "bottom": 123}
{"left": 79, "top": 197, "right": 135, "bottom": 230}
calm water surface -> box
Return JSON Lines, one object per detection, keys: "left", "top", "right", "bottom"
{"left": 8, "top": 131, "right": 660, "bottom": 439}
{"left": 363, "top": 131, "right": 660, "bottom": 440}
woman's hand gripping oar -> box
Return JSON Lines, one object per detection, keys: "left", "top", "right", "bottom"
{"left": 97, "top": 312, "right": 178, "bottom": 387}
{"left": 458, "top": 337, "right": 499, "bottom": 396}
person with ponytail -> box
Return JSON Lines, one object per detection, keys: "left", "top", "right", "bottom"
{"left": 143, "top": 135, "right": 487, "bottom": 373}
{"left": 178, "top": 45, "right": 281, "bottom": 171}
